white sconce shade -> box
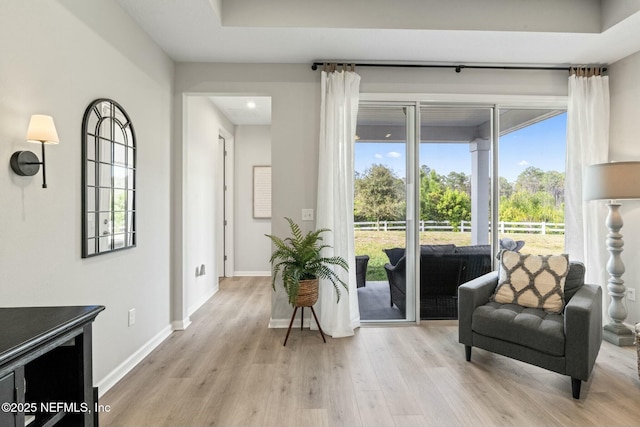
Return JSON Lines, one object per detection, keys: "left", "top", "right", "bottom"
{"left": 584, "top": 161, "right": 640, "bottom": 201}
{"left": 26, "top": 114, "right": 59, "bottom": 144}
{"left": 9, "top": 114, "right": 59, "bottom": 188}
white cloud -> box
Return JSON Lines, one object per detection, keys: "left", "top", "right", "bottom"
{"left": 387, "top": 151, "right": 401, "bottom": 158}
{"left": 374, "top": 153, "right": 383, "bottom": 159}
{"left": 518, "top": 160, "right": 529, "bottom": 166}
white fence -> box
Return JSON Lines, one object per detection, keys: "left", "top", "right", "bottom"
{"left": 354, "top": 220, "right": 564, "bottom": 235}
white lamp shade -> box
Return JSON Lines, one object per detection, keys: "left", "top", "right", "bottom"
{"left": 26, "top": 114, "right": 59, "bottom": 144}
{"left": 584, "top": 161, "right": 640, "bottom": 200}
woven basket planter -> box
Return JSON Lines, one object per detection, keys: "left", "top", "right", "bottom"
{"left": 295, "top": 279, "right": 319, "bottom": 307}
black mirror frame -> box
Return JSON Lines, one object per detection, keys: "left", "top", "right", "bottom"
{"left": 81, "top": 98, "right": 136, "bottom": 258}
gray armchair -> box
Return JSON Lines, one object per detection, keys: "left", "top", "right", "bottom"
{"left": 458, "top": 261, "right": 602, "bottom": 399}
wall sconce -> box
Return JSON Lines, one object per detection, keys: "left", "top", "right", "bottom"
{"left": 9, "top": 114, "right": 59, "bottom": 188}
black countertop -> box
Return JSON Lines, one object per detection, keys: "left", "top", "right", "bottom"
{"left": 0, "top": 306, "right": 105, "bottom": 366}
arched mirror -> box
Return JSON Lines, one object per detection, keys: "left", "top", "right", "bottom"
{"left": 82, "top": 99, "right": 136, "bottom": 257}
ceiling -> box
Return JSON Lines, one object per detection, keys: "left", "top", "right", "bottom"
{"left": 209, "top": 96, "right": 271, "bottom": 125}
{"left": 115, "top": 0, "right": 640, "bottom": 126}
{"left": 116, "top": 0, "right": 640, "bottom": 66}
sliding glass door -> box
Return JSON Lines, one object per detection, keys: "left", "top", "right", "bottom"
{"left": 354, "top": 98, "right": 567, "bottom": 324}
{"left": 354, "top": 103, "right": 417, "bottom": 322}
{"left": 497, "top": 109, "right": 567, "bottom": 256}
{"left": 419, "top": 106, "right": 494, "bottom": 319}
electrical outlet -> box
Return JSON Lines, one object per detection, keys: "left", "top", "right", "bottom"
{"left": 128, "top": 308, "right": 136, "bottom": 326}
{"left": 302, "top": 209, "right": 314, "bottom": 221}
{"left": 628, "top": 288, "right": 636, "bottom": 302}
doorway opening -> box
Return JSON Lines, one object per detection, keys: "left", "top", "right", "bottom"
{"left": 209, "top": 96, "right": 272, "bottom": 278}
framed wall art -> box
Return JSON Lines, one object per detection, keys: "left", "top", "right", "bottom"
{"left": 253, "top": 165, "right": 271, "bottom": 219}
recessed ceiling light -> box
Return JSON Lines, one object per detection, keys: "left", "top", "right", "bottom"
{"left": 246, "top": 101, "right": 257, "bottom": 109}
{"left": 385, "top": 133, "right": 391, "bottom": 138}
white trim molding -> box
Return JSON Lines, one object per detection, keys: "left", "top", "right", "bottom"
{"left": 268, "top": 317, "right": 311, "bottom": 329}
{"left": 188, "top": 285, "right": 219, "bottom": 317}
{"left": 96, "top": 324, "right": 173, "bottom": 397}
{"left": 171, "top": 317, "right": 192, "bottom": 331}
{"left": 234, "top": 271, "right": 271, "bottom": 277}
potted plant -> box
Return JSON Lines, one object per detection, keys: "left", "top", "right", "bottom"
{"left": 266, "top": 217, "right": 348, "bottom": 306}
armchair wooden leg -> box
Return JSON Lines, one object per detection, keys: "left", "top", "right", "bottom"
{"left": 465, "top": 345, "right": 472, "bottom": 361}
{"left": 571, "top": 378, "right": 581, "bottom": 399}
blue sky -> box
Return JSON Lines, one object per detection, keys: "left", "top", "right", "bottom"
{"left": 355, "top": 112, "right": 567, "bottom": 183}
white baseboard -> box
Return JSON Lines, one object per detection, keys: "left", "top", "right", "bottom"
{"left": 188, "top": 285, "right": 218, "bottom": 317}
{"left": 269, "top": 317, "right": 311, "bottom": 328}
{"left": 172, "top": 317, "right": 192, "bottom": 331}
{"left": 96, "top": 324, "right": 173, "bottom": 397}
{"left": 234, "top": 271, "right": 271, "bottom": 277}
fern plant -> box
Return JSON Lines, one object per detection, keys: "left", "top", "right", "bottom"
{"left": 266, "top": 217, "right": 348, "bottom": 306}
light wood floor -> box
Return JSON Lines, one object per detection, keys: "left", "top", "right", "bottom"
{"left": 100, "top": 277, "right": 640, "bottom": 427}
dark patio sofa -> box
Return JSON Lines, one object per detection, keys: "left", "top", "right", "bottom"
{"left": 383, "top": 244, "right": 492, "bottom": 319}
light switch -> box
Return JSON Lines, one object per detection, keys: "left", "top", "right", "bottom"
{"left": 302, "top": 209, "right": 314, "bottom": 221}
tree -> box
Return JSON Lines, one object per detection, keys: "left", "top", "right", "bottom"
{"left": 420, "top": 164, "right": 432, "bottom": 176}
{"left": 499, "top": 176, "right": 514, "bottom": 199}
{"left": 436, "top": 189, "right": 471, "bottom": 230}
{"left": 515, "top": 166, "right": 545, "bottom": 193}
{"left": 420, "top": 168, "right": 444, "bottom": 221}
{"left": 354, "top": 164, "right": 405, "bottom": 222}
{"left": 444, "top": 171, "right": 470, "bottom": 196}
{"left": 499, "top": 191, "right": 563, "bottom": 223}
{"left": 504, "top": 168, "right": 565, "bottom": 224}
{"left": 419, "top": 168, "right": 474, "bottom": 223}
{"left": 541, "top": 170, "right": 564, "bottom": 207}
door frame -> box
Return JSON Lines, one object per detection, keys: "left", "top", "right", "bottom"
{"left": 219, "top": 128, "right": 234, "bottom": 277}
{"left": 357, "top": 101, "right": 420, "bottom": 324}
{"left": 359, "top": 93, "right": 568, "bottom": 324}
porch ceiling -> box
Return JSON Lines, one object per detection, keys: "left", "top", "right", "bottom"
{"left": 356, "top": 106, "right": 560, "bottom": 143}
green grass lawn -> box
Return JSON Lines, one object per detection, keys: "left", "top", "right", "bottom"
{"left": 355, "top": 231, "right": 565, "bottom": 281}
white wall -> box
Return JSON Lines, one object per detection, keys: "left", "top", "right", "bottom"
{"left": 608, "top": 48, "right": 640, "bottom": 326}
{"left": 234, "top": 125, "right": 272, "bottom": 275}
{"left": 174, "top": 63, "right": 569, "bottom": 324}
{"left": 0, "top": 1, "right": 174, "bottom": 387}
{"left": 184, "top": 97, "right": 234, "bottom": 314}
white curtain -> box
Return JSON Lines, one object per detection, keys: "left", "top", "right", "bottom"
{"left": 316, "top": 70, "right": 361, "bottom": 337}
{"left": 565, "top": 71, "right": 609, "bottom": 284}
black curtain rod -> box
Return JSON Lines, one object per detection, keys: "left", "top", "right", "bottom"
{"left": 311, "top": 62, "right": 607, "bottom": 73}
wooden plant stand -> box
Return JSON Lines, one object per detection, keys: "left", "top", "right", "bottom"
{"left": 283, "top": 279, "right": 326, "bottom": 346}
{"left": 283, "top": 306, "right": 326, "bottom": 346}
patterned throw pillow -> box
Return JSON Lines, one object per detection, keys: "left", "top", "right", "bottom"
{"left": 493, "top": 251, "right": 570, "bottom": 313}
